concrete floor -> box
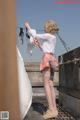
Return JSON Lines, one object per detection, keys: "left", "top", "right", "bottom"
{"left": 24, "top": 97, "right": 76, "bottom": 120}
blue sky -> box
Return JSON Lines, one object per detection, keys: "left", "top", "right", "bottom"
{"left": 16, "top": 0, "right": 80, "bottom": 61}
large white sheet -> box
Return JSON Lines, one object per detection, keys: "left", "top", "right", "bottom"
{"left": 17, "top": 48, "right": 32, "bottom": 119}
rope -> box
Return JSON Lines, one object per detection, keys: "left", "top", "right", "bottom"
{"left": 56, "top": 32, "right": 70, "bottom": 52}
{"left": 59, "top": 58, "right": 80, "bottom": 65}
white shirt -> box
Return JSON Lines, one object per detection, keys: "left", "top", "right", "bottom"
{"left": 27, "top": 29, "right": 37, "bottom": 54}
{"left": 28, "top": 29, "right": 37, "bottom": 43}
{"left": 28, "top": 29, "right": 56, "bottom": 54}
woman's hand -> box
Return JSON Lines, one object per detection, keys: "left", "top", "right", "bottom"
{"left": 25, "top": 21, "right": 31, "bottom": 30}
{"left": 33, "top": 39, "right": 41, "bottom": 47}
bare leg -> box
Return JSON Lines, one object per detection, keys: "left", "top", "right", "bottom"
{"left": 49, "top": 80, "right": 57, "bottom": 111}
{"left": 43, "top": 68, "right": 58, "bottom": 119}
{"left": 43, "top": 68, "right": 55, "bottom": 111}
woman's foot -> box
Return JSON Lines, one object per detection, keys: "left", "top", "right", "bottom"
{"left": 43, "top": 109, "right": 58, "bottom": 119}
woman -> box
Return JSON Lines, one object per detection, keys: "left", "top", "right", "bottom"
{"left": 25, "top": 20, "right": 59, "bottom": 119}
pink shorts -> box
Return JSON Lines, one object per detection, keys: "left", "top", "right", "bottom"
{"left": 40, "top": 53, "right": 59, "bottom": 72}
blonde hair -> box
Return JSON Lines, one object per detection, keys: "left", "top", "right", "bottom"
{"left": 44, "top": 20, "right": 59, "bottom": 34}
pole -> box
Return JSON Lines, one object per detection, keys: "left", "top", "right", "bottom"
{"left": 0, "top": 0, "right": 20, "bottom": 119}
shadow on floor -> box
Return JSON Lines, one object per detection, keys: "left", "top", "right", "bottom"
{"left": 24, "top": 102, "right": 46, "bottom": 120}
{"left": 32, "top": 102, "right": 47, "bottom": 114}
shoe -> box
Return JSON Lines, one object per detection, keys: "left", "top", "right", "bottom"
{"left": 43, "top": 109, "right": 58, "bottom": 119}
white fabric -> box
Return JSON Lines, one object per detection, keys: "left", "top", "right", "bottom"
{"left": 27, "top": 29, "right": 37, "bottom": 54}
{"left": 30, "top": 36, "right": 34, "bottom": 43}
{"left": 17, "top": 48, "right": 32, "bottom": 119}
{"left": 28, "top": 29, "right": 37, "bottom": 43}
{"left": 28, "top": 29, "right": 56, "bottom": 53}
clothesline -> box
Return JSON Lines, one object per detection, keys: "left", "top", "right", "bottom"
{"left": 17, "top": 26, "right": 70, "bottom": 52}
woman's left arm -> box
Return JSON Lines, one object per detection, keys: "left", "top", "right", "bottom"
{"left": 25, "top": 22, "right": 31, "bottom": 30}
